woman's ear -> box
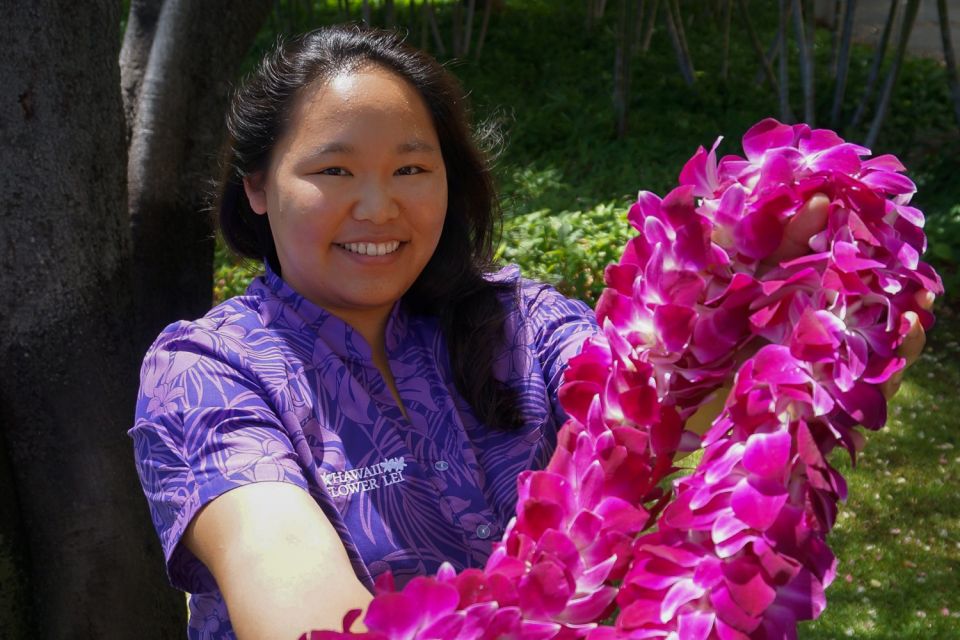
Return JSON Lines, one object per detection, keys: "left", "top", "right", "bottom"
{"left": 243, "top": 172, "right": 268, "bottom": 215}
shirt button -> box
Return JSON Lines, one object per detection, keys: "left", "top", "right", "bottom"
{"left": 476, "top": 524, "right": 492, "bottom": 539}
{"left": 434, "top": 460, "right": 449, "bottom": 471}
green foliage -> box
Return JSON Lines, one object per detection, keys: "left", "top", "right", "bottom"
{"left": 212, "top": 238, "right": 261, "bottom": 305}
{"left": 498, "top": 202, "right": 632, "bottom": 306}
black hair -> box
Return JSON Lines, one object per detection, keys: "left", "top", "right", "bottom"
{"left": 216, "top": 24, "right": 521, "bottom": 430}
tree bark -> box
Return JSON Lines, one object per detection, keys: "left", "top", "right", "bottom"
{"left": 851, "top": 0, "right": 899, "bottom": 129}
{"left": 720, "top": 0, "right": 732, "bottom": 81}
{"left": 830, "top": 0, "right": 857, "bottom": 127}
{"left": 664, "top": 0, "right": 695, "bottom": 84}
{"left": 474, "top": 0, "right": 494, "bottom": 60}
{"left": 793, "top": 0, "right": 814, "bottom": 124}
{"left": 126, "top": 0, "right": 273, "bottom": 355}
{"left": 866, "top": 0, "right": 920, "bottom": 148}
{"left": 937, "top": 0, "right": 960, "bottom": 129}
{"left": 614, "top": 0, "right": 634, "bottom": 138}
{"left": 740, "top": 0, "right": 779, "bottom": 90}
{"left": 0, "top": 1, "right": 184, "bottom": 636}
{"left": 778, "top": 0, "right": 794, "bottom": 122}
{"left": 119, "top": 0, "right": 164, "bottom": 141}
{"left": 641, "top": 0, "right": 660, "bottom": 53}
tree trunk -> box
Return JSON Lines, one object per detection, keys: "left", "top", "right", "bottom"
{"left": 937, "top": 0, "right": 960, "bottom": 129}
{"left": 721, "top": 0, "right": 732, "bottom": 81}
{"left": 0, "top": 1, "right": 184, "bottom": 636}
{"left": 778, "top": 0, "right": 794, "bottom": 121}
{"left": 119, "top": 0, "right": 164, "bottom": 140}
{"left": 851, "top": 0, "right": 899, "bottom": 129}
{"left": 641, "top": 0, "right": 660, "bottom": 53}
{"left": 830, "top": 0, "right": 857, "bottom": 127}
{"left": 830, "top": 0, "right": 844, "bottom": 77}
{"left": 463, "top": 0, "right": 477, "bottom": 56}
{"left": 613, "top": 0, "right": 634, "bottom": 138}
{"left": 740, "top": 0, "right": 779, "bottom": 90}
{"left": 385, "top": 0, "right": 396, "bottom": 27}
{"left": 126, "top": 0, "right": 273, "bottom": 355}
{"left": 866, "top": 0, "right": 921, "bottom": 148}
{"left": 793, "top": 0, "right": 814, "bottom": 124}
{"left": 475, "top": 0, "right": 494, "bottom": 61}
{"left": 664, "top": 0, "right": 695, "bottom": 84}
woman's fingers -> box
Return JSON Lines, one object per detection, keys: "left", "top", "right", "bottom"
{"left": 766, "top": 193, "right": 830, "bottom": 266}
{"left": 881, "top": 291, "right": 935, "bottom": 399}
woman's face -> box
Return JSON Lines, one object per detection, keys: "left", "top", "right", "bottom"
{"left": 244, "top": 65, "right": 448, "bottom": 324}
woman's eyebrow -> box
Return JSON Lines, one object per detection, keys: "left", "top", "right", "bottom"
{"left": 397, "top": 140, "right": 437, "bottom": 153}
{"left": 309, "top": 142, "right": 354, "bottom": 156}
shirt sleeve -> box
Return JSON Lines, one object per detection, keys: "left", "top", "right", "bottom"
{"left": 128, "top": 320, "right": 309, "bottom": 594}
{"left": 518, "top": 280, "right": 601, "bottom": 426}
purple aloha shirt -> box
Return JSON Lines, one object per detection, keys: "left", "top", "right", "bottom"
{"left": 129, "top": 263, "right": 599, "bottom": 639}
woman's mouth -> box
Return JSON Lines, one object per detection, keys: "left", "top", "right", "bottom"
{"left": 335, "top": 240, "right": 402, "bottom": 256}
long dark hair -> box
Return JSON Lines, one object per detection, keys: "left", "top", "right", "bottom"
{"left": 216, "top": 25, "right": 521, "bottom": 430}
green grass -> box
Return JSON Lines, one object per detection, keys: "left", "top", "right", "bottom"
{"left": 803, "top": 311, "right": 960, "bottom": 638}
{"left": 213, "top": 2, "right": 960, "bottom": 635}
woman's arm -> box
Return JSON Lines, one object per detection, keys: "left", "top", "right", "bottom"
{"left": 183, "top": 481, "right": 373, "bottom": 640}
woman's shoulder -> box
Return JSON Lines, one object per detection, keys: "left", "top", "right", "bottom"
{"left": 146, "top": 291, "right": 267, "bottom": 357}
{"left": 485, "top": 264, "right": 597, "bottom": 326}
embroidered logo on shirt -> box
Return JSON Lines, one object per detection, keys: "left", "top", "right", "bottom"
{"left": 322, "top": 457, "right": 407, "bottom": 497}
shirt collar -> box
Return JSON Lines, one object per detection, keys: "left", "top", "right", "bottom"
{"left": 251, "top": 260, "right": 409, "bottom": 362}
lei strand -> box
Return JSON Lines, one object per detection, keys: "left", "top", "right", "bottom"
{"left": 302, "top": 119, "right": 942, "bottom": 640}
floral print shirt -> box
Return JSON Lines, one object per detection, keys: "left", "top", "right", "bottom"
{"left": 128, "top": 263, "right": 598, "bottom": 639}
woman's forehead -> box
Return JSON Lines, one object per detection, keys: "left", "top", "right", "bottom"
{"left": 279, "top": 69, "right": 437, "bottom": 150}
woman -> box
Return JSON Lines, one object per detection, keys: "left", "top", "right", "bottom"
{"left": 129, "top": 24, "right": 928, "bottom": 640}
{"left": 130, "top": 25, "right": 599, "bottom": 639}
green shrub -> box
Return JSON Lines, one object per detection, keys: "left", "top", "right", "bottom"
{"left": 499, "top": 201, "right": 633, "bottom": 306}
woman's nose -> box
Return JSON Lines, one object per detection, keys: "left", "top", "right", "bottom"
{"left": 352, "top": 181, "right": 399, "bottom": 223}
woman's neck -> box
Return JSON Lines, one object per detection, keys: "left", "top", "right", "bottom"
{"left": 331, "top": 305, "right": 409, "bottom": 420}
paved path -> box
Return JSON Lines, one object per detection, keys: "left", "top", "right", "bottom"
{"left": 815, "top": 0, "right": 960, "bottom": 62}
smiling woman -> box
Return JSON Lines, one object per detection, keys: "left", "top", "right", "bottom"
{"left": 242, "top": 66, "right": 449, "bottom": 349}
{"left": 127, "top": 25, "right": 600, "bottom": 640}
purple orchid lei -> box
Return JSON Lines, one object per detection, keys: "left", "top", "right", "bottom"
{"left": 301, "top": 119, "right": 942, "bottom": 640}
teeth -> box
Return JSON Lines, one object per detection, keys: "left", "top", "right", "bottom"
{"left": 339, "top": 240, "right": 401, "bottom": 256}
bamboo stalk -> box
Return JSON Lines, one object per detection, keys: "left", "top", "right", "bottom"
{"left": 792, "top": 0, "right": 814, "bottom": 124}
{"left": 463, "top": 0, "right": 477, "bottom": 56}
{"left": 830, "top": 0, "right": 857, "bottom": 127}
{"left": 614, "top": 0, "right": 632, "bottom": 138}
{"left": 427, "top": 0, "right": 446, "bottom": 57}
{"left": 865, "top": 0, "right": 920, "bottom": 148}
{"left": 452, "top": 1, "right": 463, "bottom": 57}
{"left": 851, "top": 0, "right": 899, "bottom": 129}
{"left": 740, "top": 0, "right": 779, "bottom": 90}
{"left": 937, "top": 0, "right": 960, "bottom": 128}
{"left": 420, "top": 0, "right": 429, "bottom": 51}
{"left": 721, "top": 0, "right": 732, "bottom": 81}
{"left": 664, "top": 0, "right": 694, "bottom": 84}
{"left": 830, "top": 0, "right": 844, "bottom": 77}
{"left": 385, "top": 0, "right": 395, "bottom": 27}
{"left": 642, "top": 0, "right": 660, "bottom": 53}
{"left": 754, "top": 1, "right": 792, "bottom": 85}
{"left": 631, "top": 0, "right": 647, "bottom": 58}
{"left": 474, "top": 0, "right": 493, "bottom": 61}
{"left": 778, "top": 0, "right": 794, "bottom": 122}
{"left": 672, "top": 0, "right": 694, "bottom": 73}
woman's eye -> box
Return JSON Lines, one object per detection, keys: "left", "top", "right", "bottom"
{"left": 395, "top": 166, "right": 425, "bottom": 176}
{"left": 317, "top": 167, "right": 350, "bottom": 176}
